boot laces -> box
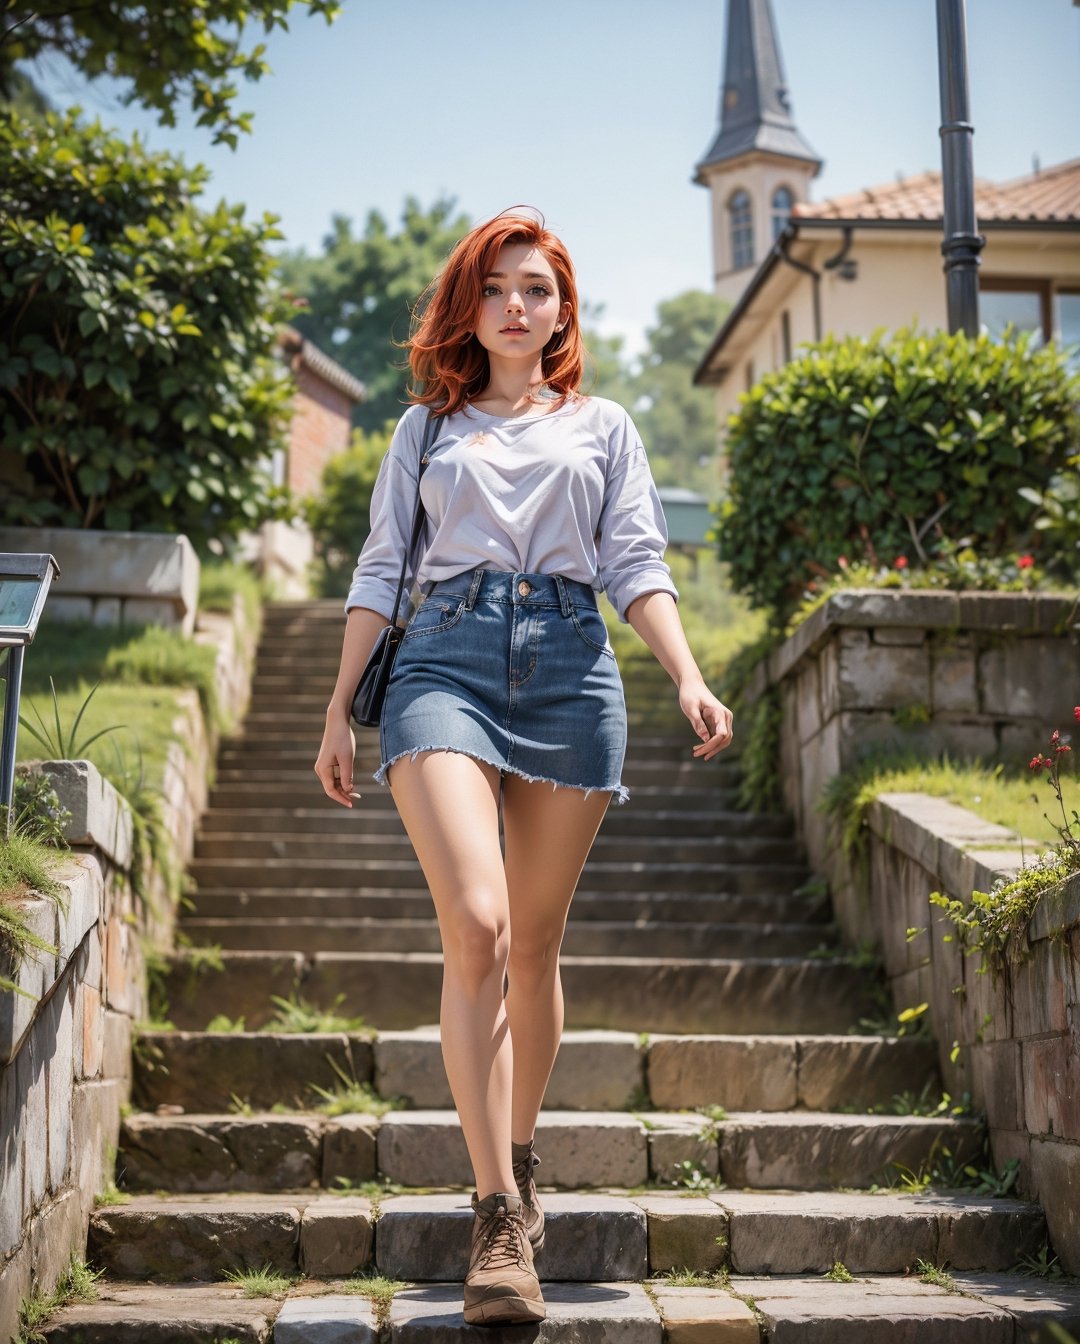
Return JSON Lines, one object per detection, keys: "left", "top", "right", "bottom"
{"left": 474, "top": 1205, "right": 530, "bottom": 1273}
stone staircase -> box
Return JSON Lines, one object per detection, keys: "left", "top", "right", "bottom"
{"left": 41, "top": 599, "right": 1080, "bottom": 1342}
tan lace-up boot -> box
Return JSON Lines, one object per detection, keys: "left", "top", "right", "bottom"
{"left": 463, "top": 1190, "right": 546, "bottom": 1326}
{"left": 511, "top": 1138, "right": 545, "bottom": 1252}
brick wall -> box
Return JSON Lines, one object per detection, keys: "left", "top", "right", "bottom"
{"left": 287, "top": 365, "right": 354, "bottom": 497}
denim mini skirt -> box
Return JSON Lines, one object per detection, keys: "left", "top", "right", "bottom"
{"left": 375, "top": 568, "right": 629, "bottom": 802}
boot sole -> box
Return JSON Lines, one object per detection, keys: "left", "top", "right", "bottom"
{"left": 463, "top": 1294, "right": 547, "bottom": 1326}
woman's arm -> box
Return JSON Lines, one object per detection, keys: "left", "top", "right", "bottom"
{"left": 313, "top": 605, "right": 388, "bottom": 807}
{"left": 625, "top": 590, "right": 734, "bottom": 761}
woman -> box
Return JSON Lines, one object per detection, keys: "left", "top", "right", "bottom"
{"left": 314, "top": 207, "right": 732, "bottom": 1327}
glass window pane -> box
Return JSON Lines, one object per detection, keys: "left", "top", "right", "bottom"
{"left": 1054, "top": 292, "right": 1080, "bottom": 371}
{"left": 980, "top": 289, "right": 1043, "bottom": 345}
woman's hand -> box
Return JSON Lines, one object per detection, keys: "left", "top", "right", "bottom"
{"left": 314, "top": 715, "right": 361, "bottom": 807}
{"left": 678, "top": 675, "right": 734, "bottom": 761}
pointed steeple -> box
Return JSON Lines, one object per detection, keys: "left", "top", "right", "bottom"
{"left": 695, "top": 0, "right": 822, "bottom": 183}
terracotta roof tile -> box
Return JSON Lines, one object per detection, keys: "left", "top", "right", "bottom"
{"left": 793, "top": 157, "right": 1080, "bottom": 223}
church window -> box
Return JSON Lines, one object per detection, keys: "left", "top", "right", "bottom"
{"left": 729, "top": 190, "right": 754, "bottom": 270}
{"left": 772, "top": 186, "right": 794, "bottom": 240}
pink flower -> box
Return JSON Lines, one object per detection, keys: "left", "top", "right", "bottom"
{"left": 1017, "top": 554, "right": 1035, "bottom": 569}
{"left": 837, "top": 555, "right": 848, "bottom": 569}
{"left": 1029, "top": 755, "right": 1046, "bottom": 770}
{"left": 1051, "top": 728, "right": 1061, "bottom": 744}
{"left": 1057, "top": 744, "right": 1072, "bottom": 754}
{"left": 894, "top": 555, "right": 908, "bottom": 570}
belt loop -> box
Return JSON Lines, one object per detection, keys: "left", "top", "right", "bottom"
{"left": 554, "top": 574, "right": 572, "bottom": 617}
{"left": 465, "top": 567, "right": 484, "bottom": 610}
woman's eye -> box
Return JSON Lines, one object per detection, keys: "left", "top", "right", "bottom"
{"left": 528, "top": 285, "right": 551, "bottom": 296}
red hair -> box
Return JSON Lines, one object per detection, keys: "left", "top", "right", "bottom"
{"left": 405, "top": 207, "right": 584, "bottom": 416}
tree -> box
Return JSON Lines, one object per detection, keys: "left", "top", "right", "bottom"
{"left": 0, "top": 0, "right": 340, "bottom": 147}
{"left": 628, "top": 290, "right": 728, "bottom": 492}
{"left": 0, "top": 107, "right": 296, "bottom": 548}
{"left": 277, "top": 198, "right": 474, "bottom": 432}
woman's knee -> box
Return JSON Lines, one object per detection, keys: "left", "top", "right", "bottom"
{"left": 440, "top": 904, "right": 509, "bottom": 987}
{"left": 507, "top": 927, "right": 564, "bottom": 982}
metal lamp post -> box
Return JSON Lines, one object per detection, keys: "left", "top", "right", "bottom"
{"left": 936, "top": 0, "right": 985, "bottom": 335}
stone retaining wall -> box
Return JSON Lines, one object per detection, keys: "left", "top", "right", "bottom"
{"left": 0, "top": 526, "right": 201, "bottom": 636}
{"left": 742, "top": 588, "right": 1079, "bottom": 945}
{"left": 864, "top": 792, "right": 1080, "bottom": 1275}
{"left": 0, "top": 589, "right": 257, "bottom": 1340}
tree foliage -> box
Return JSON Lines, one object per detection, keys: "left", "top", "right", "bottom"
{"left": 715, "top": 324, "right": 1080, "bottom": 623}
{"left": 0, "top": 0, "right": 340, "bottom": 148}
{"left": 0, "top": 106, "right": 297, "bottom": 547}
{"left": 277, "top": 198, "right": 474, "bottom": 432}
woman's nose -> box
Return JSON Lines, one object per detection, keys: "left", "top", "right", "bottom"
{"left": 505, "top": 291, "right": 525, "bottom": 312}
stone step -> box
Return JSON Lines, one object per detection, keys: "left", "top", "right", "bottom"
{"left": 176, "top": 915, "right": 836, "bottom": 959}
{"left": 185, "top": 856, "right": 809, "bottom": 893}
{"left": 132, "top": 1028, "right": 939, "bottom": 1116}
{"left": 194, "top": 805, "right": 794, "bottom": 840}
{"left": 117, "top": 1107, "right": 982, "bottom": 1195}
{"left": 158, "top": 950, "right": 876, "bottom": 1033}
{"left": 42, "top": 1273, "right": 1080, "bottom": 1344}
{"left": 183, "top": 886, "right": 832, "bottom": 927}
{"left": 189, "top": 832, "right": 797, "bottom": 866}
{"left": 210, "top": 761, "right": 740, "bottom": 791}
{"left": 82, "top": 1188, "right": 1047, "bottom": 1284}
{"left": 204, "top": 780, "right": 747, "bottom": 811}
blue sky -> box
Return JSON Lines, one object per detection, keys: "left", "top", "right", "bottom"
{"left": 25, "top": 0, "right": 1080, "bottom": 359}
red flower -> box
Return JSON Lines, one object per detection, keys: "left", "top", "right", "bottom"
{"left": 1058, "top": 744, "right": 1072, "bottom": 754}
{"left": 1051, "top": 728, "right": 1061, "bottom": 744}
{"left": 894, "top": 555, "right": 908, "bottom": 569}
{"left": 1074, "top": 706, "right": 1080, "bottom": 721}
{"left": 1017, "top": 554, "right": 1035, "bottom": 569}
{"left": 1029, "top": 755, "right": 1046, "bottom": 770}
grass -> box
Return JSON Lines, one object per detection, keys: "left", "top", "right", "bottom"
{"left": 13, "top": 1252, "right": 104, "bottom": 1344}
{"left": 218, "top": 1263, "right": 298, "bottom": 1299}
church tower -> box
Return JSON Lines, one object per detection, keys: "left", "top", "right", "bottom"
{"left": 695, "top": 0, "right": 823, "bottom": 303}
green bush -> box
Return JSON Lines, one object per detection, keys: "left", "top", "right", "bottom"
{"left": 303, "top": 422, "right": 394, "bottom": 599}
{"left": 714, "top": 324, "right": 1080, "bottom": 624}
{"left": 0, "top": 106, "right": 297, "bottom": 546}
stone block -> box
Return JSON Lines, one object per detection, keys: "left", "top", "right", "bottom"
{"left": 160, "top": 952, "right": 306, "bottom": 1031}
{"left": 376, "top": 1193, "right": 647, "bottom": 1282}
{"left": 88, "top": 1197, "right": 303, "bottom": 1279}
{"left": 131, "top": 1029, "right": 373, "bottom": 1113}
{"left": 0, "top": 1237, "right": 31, "bottom": 1344}
{"left": 796, "top": 1035, "right": 940, "bottom": 1112}
{"left": 298, "top": 1196, "right": 374, "bottom": 1276}
{"left": 45, "top": 977, "right": 74, "bottom": 1193}
{"left": 91, "top": 595, "right": 121, "bottom": 626}
{"left": 836, "top": 628, "right": 931, "bottom": 712}
{"left": 978, "top": 636, "right": 1079, "bottom": 722}
{"left": 388, "top": 1281, "right": 662, "bottom": 1341}
{"left": 736, "top": 1273, "right": 1014, "bottom": 1342}
{"left": 872, "top": 627, "right": 927, "bottom": 646}
{"left": 0, "top": 893, "right": 58, "bottom": 1066}
{"left": 101, "top": 1009, "right": 130, "bottom": 1085}
{"left": 36, "top": 761, "right": 133, "bottom": 870}
{"left": 70, "top": 1078, "right": 124, "bottom": 1200}
{"left": 795, "top": 659, "right": 823, "bottom": 745}
{"left": 0, "top": 524, "right": 200, "bottom": 635}
{"left": 28, "top": 1186, "right": 85, "bottom": 1295}
{"left": 322, "top": 1115, "right": 379, "bottom": 1189}
{"left": 32, "top": 1277, "right": 277, "bottom": 1338}
{"left": 936, "top": 1193, "right": 1046, "bottom": 1270}
{"left": 23, "top": 1030, "right": 48, "bottom": 1218}
{"left": 949, "top": 1270, "right": 1080, "bottom": 1340}
{"left": 650, "top": 1285, "right": 759, "bottom": 1343}
{"left": 1030, "top": 1139, "right": 1080, "bottom": 1275}
{"left": 970, "top": 1040, "right": 1023, "bottom": 1132}
{"left": 647, "top": 1035, "right": 797, "bottom": 1111}
{"left": 546, "top": 1030, "right": 646, "bottom": 1110}
{"left": 274, "top": 1293, "right": 378, "bottom": 1342}
{"left": 634, "top": 1195, "right": 728, "bottom": 1274}
{"left": 929, "top": 632, "right": 978, "bottom": 712}
{"left": 119, "top": 1113, "right": 323, "bottom": 1192}
{"left": 648, "top": 1125, "right": 719, "bottom": 1185}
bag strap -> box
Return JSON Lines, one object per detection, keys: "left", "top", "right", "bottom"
{"left": 388, "top": 409, "right": 437, "bottom": 625}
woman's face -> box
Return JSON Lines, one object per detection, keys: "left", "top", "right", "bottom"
{"left": 474, "top": 242, "right": 571, "bottom": 364}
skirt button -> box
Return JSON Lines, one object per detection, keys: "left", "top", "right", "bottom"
{"left": 517, "top": 580, "right": 531, "bottom": 597}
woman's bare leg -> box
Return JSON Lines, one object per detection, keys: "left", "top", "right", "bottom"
{"left": 500, "top": 777, "right": 612, "bottom": 1144}
{"left": 387, "top": 750, "right": 517, "bottom": 1200}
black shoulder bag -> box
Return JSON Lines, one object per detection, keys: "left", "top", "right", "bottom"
{"left": 350, "top": 410, "right": 437, "bottom": 728}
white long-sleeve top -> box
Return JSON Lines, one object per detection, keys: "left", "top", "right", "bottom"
{"left": 343, "top": 393, "right": 679, "bottom": 624}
